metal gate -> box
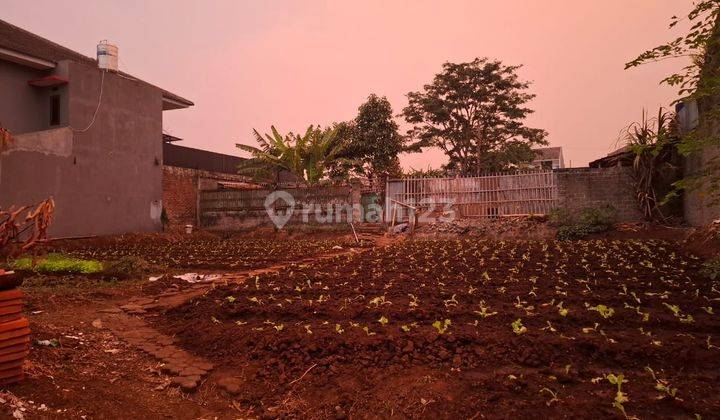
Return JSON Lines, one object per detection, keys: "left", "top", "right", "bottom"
{"left": 385, "top": 170, "right": 557, "bottom": 221}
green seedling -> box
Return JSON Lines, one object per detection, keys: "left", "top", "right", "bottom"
{"left": 432, "top": 319, "right": 452, "bottom": 334}
{"left": 587, "top": 304, "right": 614, "bottom": 319}
{"left": 225, "top": 296, "right": 236, "bottom": 303}
{"left": 645, "top": 367, "right": 679, "bottom": 400}
{"left": 473, "top": 300, "right": 497, "bottom": 318}
{"left": 605, "top": 373, "right": 637, "bottom": 419}
{"left": 511, "top": 319, "right": 527, "bottom": 335}
{"left": 556, "top": 301, "right": 568, "bottom": 317}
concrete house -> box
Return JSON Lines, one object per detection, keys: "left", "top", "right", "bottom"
{"left": 0, "top": 19, "right": 193, "bottom": 237}
{"left": 531, "top": 147, "right": 565, "bottom": 169}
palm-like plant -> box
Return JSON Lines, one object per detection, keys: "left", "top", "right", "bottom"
{"left": 621, "top": 108, "right": 681, "bottom": 221}
{"left": 237, "top": 125, "right": 350, "bottom": 186}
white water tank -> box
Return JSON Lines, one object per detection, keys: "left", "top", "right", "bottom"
{"left": 97, "top": 40, "right": 118, "bottom": 71}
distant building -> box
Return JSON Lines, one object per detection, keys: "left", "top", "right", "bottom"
{"left": 0, "top": 19, "right": 192, "bottom": 237}
{"left": 531, "top": 147, "right": 565, "bottom": 169}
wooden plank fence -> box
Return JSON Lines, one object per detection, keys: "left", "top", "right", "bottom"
{"left": 386, "top": 170, "right": 558, "bottom": 221}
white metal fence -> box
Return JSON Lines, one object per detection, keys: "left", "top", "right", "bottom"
{"left": 386, "top": 170, "right": 558, "bottom": 221}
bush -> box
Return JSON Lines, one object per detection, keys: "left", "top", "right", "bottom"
{"left": 548, "top": 208, "right": 574, "bottom": 227}
{"left": 11, "top": 253, "right": 104, "bottom": 274}
{"left": 553, "top": 205, "right": 617, "bottom": 240}
{"left": 700, "top": 257, "right": 720, "bottom": 280}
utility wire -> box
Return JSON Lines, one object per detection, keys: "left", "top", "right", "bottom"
{"left": 71, "top": 69, "right": 106, "bottom": 133}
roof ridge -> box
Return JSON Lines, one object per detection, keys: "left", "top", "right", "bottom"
{"left": 0, "top": 18, "right": 95, "bottom": 63}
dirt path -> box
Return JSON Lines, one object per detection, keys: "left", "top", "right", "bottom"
{"left": 1, "top": 243, "right": 379, "bottom": 418}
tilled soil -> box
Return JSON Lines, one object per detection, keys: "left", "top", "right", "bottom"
{"left": 49, "top": 234, "right": 356, "bottom": 270}
{"left": 152, "top": 238, "right": 720, "bottom": 418}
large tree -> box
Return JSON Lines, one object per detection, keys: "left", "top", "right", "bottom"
{"left": 402, "top": 58, "right": 547, "bottom": 175}
{"left": 328, "top": 94, "right": 405, "bottom": 183}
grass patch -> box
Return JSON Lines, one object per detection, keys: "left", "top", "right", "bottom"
{"left": 11, "top": 253, "right": 104, "bottom": 275}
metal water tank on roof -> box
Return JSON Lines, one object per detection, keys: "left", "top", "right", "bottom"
{"left": 97, "top": 40, "right": 118, "bottom": 71}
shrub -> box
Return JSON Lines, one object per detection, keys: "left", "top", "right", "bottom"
{"left": 553, "top": 205, "right": 617, "bottom": 240}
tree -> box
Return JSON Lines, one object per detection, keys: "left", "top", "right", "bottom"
{"left": 236, "top": 125, "right": 349, "bottom": 186}
{"left": 626, "top": 2, "right": 720, "bottom": 205}
{"left": 402, "top": 58, "right": 547, "bottom": 175}
{"left": 327, "top": 95, "right": 406, "bottom": 184}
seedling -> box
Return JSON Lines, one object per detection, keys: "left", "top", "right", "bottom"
{"left": 540, "top": 321, "right": 556, "bottom": 332}
{"left": 378, "top": 315, "right": 389, "bottom": 325}
{"left": 443, "top": 294, "right": 459, "bottom": 307}
{"left": 645, "top": 367, "right": 679, "bottom": 400}
{"left": 432, "top": 319, "right": 451, "bottom": 334}
{"left": 587, "top": 304, "right": 614, "bottom": 319}
{"left": 473, "top": 300, "right": 497, "bottom": 318}
{"left": 539, "top": 387, "right": 559, "bottom": 406}
{"left": 408, "top": 294, "right": 420, "bottom": 308}
{"left": 226, "top": 296, "right": 236, "bottom": 303}
{"left": 335, "top": 324, "right": 344, "bottom": 334}
{"left": 556, "top": 301, "right": 568, "bottom": 317}
{"left": 511, "top": 319, "right": 527, "bottom": 335}
{"left": 368, "top": 295, "right": 392, "bottom": 307}
{"left": 605, "top": 373, "right": 636, "bottom": 419}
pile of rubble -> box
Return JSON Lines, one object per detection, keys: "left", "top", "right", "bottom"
{"left": 416, "top": 216, "right": 552, "bottom": 238}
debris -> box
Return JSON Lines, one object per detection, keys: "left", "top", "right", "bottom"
{"left": 148, "top": 275, "right": 164, "bottom": 282}
{"left": 391, "top": 223, "right": 409, "bottom": 235}
{"left": 34, "top": 339, "right": 59, "bottom": 348}
{"left": 91, "top": 319, "right": 103, "bottom": 329}
{"left": 173, "top": 273, "right": 220, "bottom": 284}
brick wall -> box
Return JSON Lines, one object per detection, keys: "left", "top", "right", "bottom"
{"left": 162, "top": 166, "right": 199, "bottom": 230}
{"left": 556, "top": 166, "right": 642, "bottom": 222}
{"left": 162, "top": 165, "right": 257, "bottom": 231}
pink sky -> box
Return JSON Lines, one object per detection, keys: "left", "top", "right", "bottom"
{"left": 3, "top": 1, "right": 692, "bottom": 168}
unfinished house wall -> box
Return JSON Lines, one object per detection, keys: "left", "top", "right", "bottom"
{"left": 0, "top": 60, "right": 164, "bottom": 237}
{"left": 556, "top": 166, "right": 641, "bottom": 222}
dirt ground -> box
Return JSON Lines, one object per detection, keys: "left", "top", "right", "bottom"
{"left": 1, "top": 226, "right": 719, "bottom": 419}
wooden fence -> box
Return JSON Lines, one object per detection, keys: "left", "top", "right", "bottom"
{"left": 385, "top": 171, "right": 558, "bottom": 221}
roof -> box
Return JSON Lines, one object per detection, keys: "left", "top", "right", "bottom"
{"left": 533, "top": 147, "right": 563, "bottom": 161}
{"left": 0, "top": 18, "right": 193, "bottom": 108}
{"left": 589, "top": 145, "right": 634, "bottom": 168}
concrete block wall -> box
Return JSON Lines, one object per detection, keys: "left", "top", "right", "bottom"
{"left": 684, "top": 144, "right": 720, "bottom": 226}
{"left": 556, "top": 166, "right": 642, "bottom": 222}
{"left": 199, "top": 185, "right": 360, "bottom": 230}
{"left": 162, "top": 165, "right": 259, "bottom": 231}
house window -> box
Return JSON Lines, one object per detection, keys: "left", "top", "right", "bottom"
{"left": 50, "top": 95, "right": 60, "bottom": 126}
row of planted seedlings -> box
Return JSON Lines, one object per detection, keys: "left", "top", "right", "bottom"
{"left": 161, "top": 238, "right": 719, "bottom": 417}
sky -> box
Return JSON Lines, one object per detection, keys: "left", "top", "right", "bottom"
{"left": 2, "top": 0, "right": 694, "bottom": 168}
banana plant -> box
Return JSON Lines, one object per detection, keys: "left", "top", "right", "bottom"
{"left": 237, "top": 125, "right": 353, "bottom": 186}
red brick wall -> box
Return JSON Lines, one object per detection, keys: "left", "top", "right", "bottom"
{"left": 162, "top": 166, "right": 198, "bottom": 230}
